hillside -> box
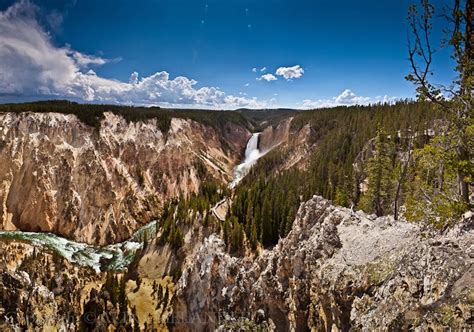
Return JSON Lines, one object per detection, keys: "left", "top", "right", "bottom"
{"left": 0, "top": 106, "right": 251, "bottom": 245}
{"left": 229, "top": 101, "right": 448, "bottom": 248}
{"left": 0, "top": 101, "right": 472, "bottom": 331}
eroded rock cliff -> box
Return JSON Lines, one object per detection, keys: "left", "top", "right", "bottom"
{"left": 0, "top": 195, "right": 471, "bottom": 331}
{"left": 258, "top": 117, "right": 314, "bottom": 170}
{"left": 172, "top": 196, "right": 473, "bottom": 331}
{"left": 0, "top": 112, "right": 249, "bottom": 245}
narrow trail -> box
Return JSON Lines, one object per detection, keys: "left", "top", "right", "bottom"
{"left": 211, "top": 198, "right": 228, "bottom": 221}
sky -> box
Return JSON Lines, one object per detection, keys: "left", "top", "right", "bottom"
{"left": 0, "top": 0, "right": 456, "bottom": 109}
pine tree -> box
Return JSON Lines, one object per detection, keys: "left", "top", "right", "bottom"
{"left": 249, "top": 219, "right": 258, "bottom": 250}
{"left": 118, "top": 276, "right": 127, "bottom": 318}
{"left": 261, "top": 196, "right": 273, "bottom": 246}
{"left": 245, "top": 201, "right": 254, "bottom": 236}
{"left": 334, "top": 186, "right": 349, "bottom": 207}
{"left": 359, "top": 129, "right": 394, "bottom": 216}
{"left": 405, "top": 135, "right": 467, "bottom": 227}
{"left": 406, "top": 0, "right": 473, "bottom": 206}
{"left": 223, "top": 219, "right": 230, "bottom": 245}
{"left": 229, "top": 218, "right": 244, "bottom": 254}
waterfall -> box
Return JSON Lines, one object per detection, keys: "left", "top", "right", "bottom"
{"left": 0, "top": 133, "right": 266, "bottom": 270}
{"left": 245, "top": 133, "right": 260, "bottom": 160}
{"left": 230, "top": 132, "right": 263, "bottom": 188}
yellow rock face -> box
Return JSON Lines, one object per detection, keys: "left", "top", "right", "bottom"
{"left": 0, "top": 112, "right": 249, "bottom": 245}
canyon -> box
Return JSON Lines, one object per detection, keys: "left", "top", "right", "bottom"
{"left": 0, "top": 107, "right": 472, "bottom": 331}
{"left": 0, "top": 111, "right": 250, "bottom": 245}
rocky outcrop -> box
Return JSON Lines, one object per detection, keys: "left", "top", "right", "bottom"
{"left": 173, "top": 196, "right": 474, "bottom": 331}
{"left": 0, "top": 240, "right": 175, "bottom": 331}
{"left": 0, "top": 241, "right": 100, "bottom": 331}
{"left": 0, "top": 112, "right": 250, "bottom": 245}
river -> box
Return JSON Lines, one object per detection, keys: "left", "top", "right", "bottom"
{"left": 0, "top": 133, "right": 264, "bottom": 272}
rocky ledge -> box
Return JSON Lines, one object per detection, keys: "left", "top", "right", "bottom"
{"left": 173, "top": 196, "right": 474, "bottom": 331}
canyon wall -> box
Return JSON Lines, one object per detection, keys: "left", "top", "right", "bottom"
{"left": 1, "top": 195, "right": 471, "bottom": 330}
{"left": 0, "top": 112, "right": 250, "bottom": 245}
{"left": 258, "top": 117, "right": 314, "bottom": 170}
{"left": 172, "top": 196, "right": 473, "bottom": 331}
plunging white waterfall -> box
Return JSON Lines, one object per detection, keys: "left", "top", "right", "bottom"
{"left": 230, "top": 132, "right": 263, "bottom": 188}
{"left": 0, "top": 133, "right": 266, "bottom": 270}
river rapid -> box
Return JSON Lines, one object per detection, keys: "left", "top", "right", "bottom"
{"left": 0, "top": 133, "right": 264, "bottom": 272}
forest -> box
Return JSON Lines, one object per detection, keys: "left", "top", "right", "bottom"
{"left": 5, "top": 99, "right": 468, "bottom": 253}
{"left": 0, "top": 100, "right": 253, "bottom": 134}
{"left": 226, "top": 100, "right": 472, "bottom": 249}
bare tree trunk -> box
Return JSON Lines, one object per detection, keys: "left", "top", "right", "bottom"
{"left": 439, "top": 162, "right": 445, "bottom": 193}
{"left": 394, "top": 137, "right": 413, "bottom": 220}
{"left": 458, "top": 0, "right": 473, "bottom": 204}
{"left": 407, "top": 0, "right": 472, "bottom": 205}
{"left": 375, "top": 162, "right": 383, "bottom": 217}
{"left": 457, "top": 144, "right": 470, "bottom": 203}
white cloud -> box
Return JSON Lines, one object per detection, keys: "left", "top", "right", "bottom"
{"left": 257, "top": 73, "right": 277, "bottom": 82}
{"left": 244, "top": 83, "right": 250, "bottom": 87}
{"left": 301, "top": 89, "right": 398, "bottom": 109}
{"left": 129, "top": 71, "right": 139, "bottom": 85}
{"left": 275, "top": 65, "right": 304, "bottom": 80}
{"left": 260, "top": 67, "right": 266, "bottom": 72}
{"left": 0, "top": 1, "right": 264, "bottom": 109}
{"left": 69, "top": 50, "right": 109, "bottom": 67}
{"left": 335, "top": 89, "right": 371, "bottom": 105}
{"left": 252, "top": 67, "right": 257, "bottom": 73}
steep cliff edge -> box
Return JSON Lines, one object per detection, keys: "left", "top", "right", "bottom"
{"left": 173, "top": 196, "right": 473, "bottom": 331}
{"left": 0, "top": 195, "right": 471, "bottom": 330}
{"left": 0, "top": 112, "right": 250, "bottom": 245}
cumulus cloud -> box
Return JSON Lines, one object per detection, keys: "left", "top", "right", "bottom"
{"left": 301, "top": 89, "right": 398, "bottom": 109}
{"left": 257, "top": 73, "right": 277, "bottom": 82}
{"left": 275, "top": 65, "right": 304, "bottom": 80}
{"left": 252, "top": 68, "right": 257, "bottom": 73}
{"left": 0, "top": 1, "right": 264, "bottom": 109}
{"left": 334, "top": 89, "right": 371, "bottom": 105}
{"left": 260, "top": 67, "right": 266, "bottom": 72}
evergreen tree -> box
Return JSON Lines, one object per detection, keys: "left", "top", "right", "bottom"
{"left": 405, "top": 135, "right": 467, "bottom": 227}
{"left": 358, "top": 129, "right": 395, "bottom": 216}
{"left": 229, "top": 218, "right": 244, "bottom": 254}
{"left": 261, "top": 196, "right": 273, "bottom": 246}
{"left": 118, "top": 276, "right": 128, "bottom": 319}
{"left": 249, "top": 219, "right": 258, "bottom": 250}
{"left": 406, "top": 0, "right": 473, "bottom": 206}
{"left": 334, "top": 186, "right": 349, "bottom": 207}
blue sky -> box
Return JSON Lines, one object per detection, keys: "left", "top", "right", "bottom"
{"left": 0, "top": 0, "right": 456, "bottom": 108}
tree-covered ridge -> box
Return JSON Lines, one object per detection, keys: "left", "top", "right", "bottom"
{"left": 236, "top": 108, "right": 302, "bottom": 130}
{"left": 156, "top": 181, "right": 227, "bottom": 251}
{"left": 228, "top": 101, "right": 447, "bottom": 248}
{"left": 0, "top": 100, "right": 254, "bottom": 133}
